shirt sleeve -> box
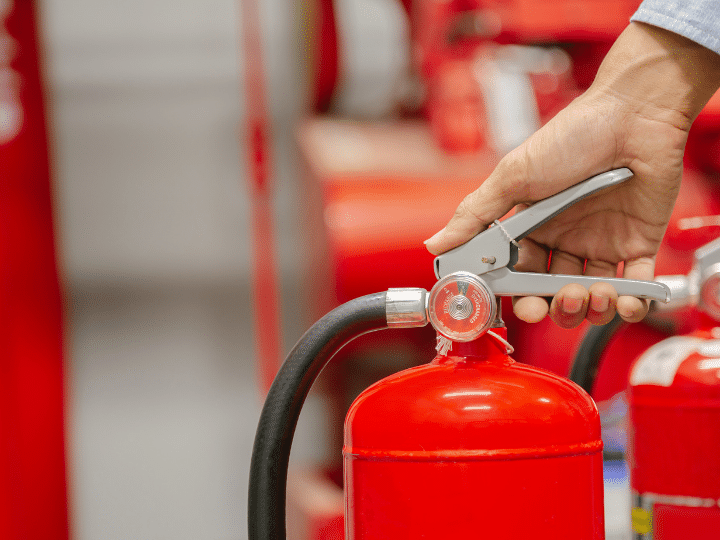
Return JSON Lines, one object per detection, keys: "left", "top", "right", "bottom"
{"left": 631, "top": 0, "right": 720, "bottom": 55}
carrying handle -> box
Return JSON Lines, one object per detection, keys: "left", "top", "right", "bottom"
{"left": 434, "top": 168, "right": 671, "bottom": 303}
{"left": 483, "top": 268, "right": 670, "bottom": 303}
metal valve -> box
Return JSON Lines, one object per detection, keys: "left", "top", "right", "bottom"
{"left": 653, "top": 236, "right": 720, "bottom": 319}
{"left": 427, "top": 272, "right": 496, "bottom": 342}
{"left": 433, "top": 168, "right": 671, "bottom": 304}
{"left": 387, "top": 169, "right": 675, "bottom": 344}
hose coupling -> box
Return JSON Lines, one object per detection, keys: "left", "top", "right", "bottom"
{"left": 386, "top": 288, "right": 428, "bottom": 328}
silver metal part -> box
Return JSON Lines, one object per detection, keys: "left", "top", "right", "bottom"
{"left": 434, "top": 168, "right": 633, "bottom": 279}
{"left": 386, "top": 288, "right": 428, "bottom": 327}
{"left": 652, "top": 274, "right": 697, "bottom": 311}
{"left": 651, "top": 236, "right": 720, "bottom": 317}
{"left": 432, "top": 168, "right": 671, "bottom": 302}
{"left": 649, "top": 234, "right": 720, "bottom": 316}
{"left": 490, "top": 297, "right": 504, "bottom": 328}
{"left": 483, "top": 267, "right": 671, "bottom": 303}
{"left": 427, "top": 273, "right": 497, "bottom": 342}
{"left": 695, "top": 237, "right": 720, "bottom": 269}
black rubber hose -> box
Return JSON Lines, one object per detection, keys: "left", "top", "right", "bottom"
{"left": 569, "top": 313, "right": 624, "bottom": 395}
{"left": 569, "top": 314, "right": 626, "bottom": 460}
{"left": 248, "top": 292, "right": 388, "bottom": 540}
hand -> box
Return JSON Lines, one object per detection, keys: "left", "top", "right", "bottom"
{"left": 425, "top": 23, "right": 720, "bottom": 328}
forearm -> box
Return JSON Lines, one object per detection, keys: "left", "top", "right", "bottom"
{"left": 589, "top": 22, "right": 720, "bottom": 130}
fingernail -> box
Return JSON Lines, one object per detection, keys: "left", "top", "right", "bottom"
{"left": 562, "top": 297, "right": 583, "bottom": 314}
{"left": 424, "top": 227, "right": 446, "bottom": 245}
{"left": 590, "top": 295, "right": 609, "bottom": 312}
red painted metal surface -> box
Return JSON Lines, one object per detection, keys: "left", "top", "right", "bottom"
{"left": 0, "top": 2, "right": 69, "bottom": 538}
{"left": 427, "top": 59, "right": 488, "bottom": 153}
{"left": 344, "top": 330, "right": 605, "bottom": 539}
{"left": 413, "top": 0, "right": 639, "bottom": 84}
{"left": 628, "top": 319, "right": 720, "bottom": 538}
{"left": 241, "top": 0, "right": 282, "bottom": 394}
{"left": 306, "top": 0, "right": 339, "bottom": 113}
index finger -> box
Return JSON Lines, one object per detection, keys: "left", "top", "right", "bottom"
{"left": 424, "top": 158, "right": 531, "bottom": 255}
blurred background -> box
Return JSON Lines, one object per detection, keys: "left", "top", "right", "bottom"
{"left": 25, "top": 0, "right": 305, "bottom": 538}
{"left": 6, "top": 0, "right": 720, "bottom": 538}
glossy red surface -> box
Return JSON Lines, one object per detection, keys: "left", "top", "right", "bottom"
{"left": 0, "top": 2, "right": 69, "bottom": 538}
{"left": 630, "top": 325, "right": 720, "bottom": 498}
{"left": 344, "top": 331, "right": 604, "bottom": 539}
{"left": 629, "top": 323, "right": 720, "bottom": 537}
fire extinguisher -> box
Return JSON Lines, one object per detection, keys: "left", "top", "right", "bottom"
{"left": 571, "top": 236, "right": 720, "bottom": 538}
{"left": 248, "top": 169, "right": 671, "bottom": 539}
{"left": 0, "top": 2, "right": 69, "bottom": 539}
{"left": 629, "top": 237, "right": 720, "bottom": 538}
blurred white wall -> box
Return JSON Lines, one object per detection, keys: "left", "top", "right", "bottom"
{"left": 35, "top": 1, "right": 407, "bottom": 539}
{"left": 42, "top": 0, "right": 301, "bottom": 287}
{"left": 38, "top": 2, "right": 302, "bottom": 539}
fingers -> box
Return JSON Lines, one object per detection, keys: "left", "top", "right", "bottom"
{"left": 584, "top": 260, "right": 620, "bottom": 326}
{"left": 512, "top": 239, "right": 551, "bottom": 323}
{"left": 547, "top": 250, "right": 587, "bottom": 328}
{"left": 513, "top": 296, "right": 550, "bottom": 323}
{"left": 506, "top": 248, "right": 652, "bottom": 327}
{"left": 514, "top": 247, "right": 621, "bottom": 328}
{"left": 586, "top": 282, "right": 619, "bottom": 325}
{"left": 547, "top": 281, "right": 620, "bottom": 328}
{"left": 510, "top": 245, "right": 620, "bottom": 326}
{"left": 424, "top": 158, "right": 529, "bottom": 255}
{"left": 617, "top": 257, "right": 654, "bottom": 322}
{"left": 549, "top": 284, "right": 589, "bottom": 329}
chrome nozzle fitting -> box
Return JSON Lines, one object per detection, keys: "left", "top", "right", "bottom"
{"left": 386, "top": 288, "right": 428, "bottom": 328}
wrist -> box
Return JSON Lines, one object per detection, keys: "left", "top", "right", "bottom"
{"left": 589, "top": 22, "right": 720, "bottom": 130}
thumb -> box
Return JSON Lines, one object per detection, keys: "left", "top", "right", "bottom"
{"left": 424, "top": 158, "right": 530, "bottom": 255}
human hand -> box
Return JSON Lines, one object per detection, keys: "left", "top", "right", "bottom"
{"left": 425, "top": 23, "right": 720, "bottom": 328}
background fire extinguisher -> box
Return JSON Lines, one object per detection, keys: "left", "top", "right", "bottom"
{"left": 0, "top": 1, "right": 69, "bottom": 539}
{"left": 571, "top": 236, "right": 720, "bottom": 538}
{"left": 629, "top": 239, "right": 720, "bottom": 538}
{"left": 249, "top": 170, "right": 671, "bottom": 540}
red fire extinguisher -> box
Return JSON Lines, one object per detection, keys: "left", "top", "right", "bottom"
{"left": 248, "top": 169, "right": 670, "bottom": 539}
{"left": 0, "top": 2, "right": 69, "bottom": 539}
{"left": 569, "top": 234, "right": 720, "bottom": 538}
{"left": 627, "top": 238, "right": 720, "bottom": 537}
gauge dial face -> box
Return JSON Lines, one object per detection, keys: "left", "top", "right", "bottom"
{"left": 428, "top": 272, "right": 496, "bottom": 342}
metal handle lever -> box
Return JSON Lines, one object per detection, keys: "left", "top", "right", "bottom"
{"left": 435, "top": 168, "right": 634, "bottom": 278}
{"left": 496, "top": 168, "right": 633, "bottom": 242}
{"left": 483, "top": 268, "right": 671, "bottom": 303}
{"left": 433, "top": 167, "right": 672, "bottom": 303}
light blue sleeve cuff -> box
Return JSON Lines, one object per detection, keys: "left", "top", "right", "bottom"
{"left": 631, "top": 0, "right": 720, "bottom": 55}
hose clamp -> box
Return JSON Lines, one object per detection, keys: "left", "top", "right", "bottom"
{"left": 386, "top": 288, "right": 428, "bottom": 328}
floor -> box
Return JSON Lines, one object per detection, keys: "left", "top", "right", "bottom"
{"left": 66, "top": 283, "right": 260, "bottom": 540}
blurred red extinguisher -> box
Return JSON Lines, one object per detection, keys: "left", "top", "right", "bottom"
{"left": 570, "top": 236, "right": 720, "bottom": 538}
{"left": 627, "top": 239, "right": 720, "bottom": 538}
{"left": 0, "top": 2, "right": 69, "bottom": 539}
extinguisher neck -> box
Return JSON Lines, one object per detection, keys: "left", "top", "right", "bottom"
{"left": 451, "top": 328, "right": 512, "bottom": 359}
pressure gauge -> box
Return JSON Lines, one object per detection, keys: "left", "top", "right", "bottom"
{"left": 427, "top": 272, "right": 496, "bottom": 342}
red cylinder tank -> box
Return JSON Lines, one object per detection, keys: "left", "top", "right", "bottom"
{"left": 628, "top": 320, "right": 720, "bottom": 539}
{"left": 0, "top": 2, "right": 69, "bottom": 539}
{"left": 344, "top": 331, "right": 605, "bottom": 539}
